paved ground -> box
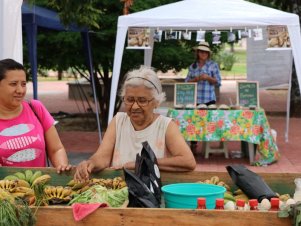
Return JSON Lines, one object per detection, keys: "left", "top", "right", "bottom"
{"left": 25, "top": 79, "right": 301, "bottom": 173}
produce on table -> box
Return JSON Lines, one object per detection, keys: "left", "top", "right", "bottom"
{"left": 67, "top": 177, "right": 127, "bottom": 194}
{"left": 4, "top": 170, "right": 47, "bottom": 187}
{"left": 44, "top": 186, "right": 73, "bottom": 204}
{"left": 0, "top": 179, "right": 35, "bottom": 205}
{"left": 259, "top": 198, "right": 271, "bottom": 210}
{"left": 2, "top": 172, "right": 128, "bottom": 208}
{"left": 0, "top": 189, "right": 35, "bottom": 226}
{"left": 279, "top": 193, "right": 291, "bottom": 202}
{"left": 2, "top": 170, "right": 51, "bottom": 207}
{"left": 224, "top": 201, "right": 235, "bottom": 210}
{"left": 0, "top": 188, "right": 15, "bottom": 203}
{"left": 68, "top": 184, "right": 129, "bottom": 207}
{"left": 5, "top": 171, "right": 295, "bottom": 211}
{"left": 197, "top": 176, "right": 293, "bottom": 210}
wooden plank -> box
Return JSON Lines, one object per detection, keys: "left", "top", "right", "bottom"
{"left": 32, "top": 207, "right": 291, "bottom": 226}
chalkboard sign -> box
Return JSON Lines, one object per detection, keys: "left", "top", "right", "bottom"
{"left": 236, "top": 81, "right": 260, "bottom": 107}
{"left": 174, "top": 83, "right": 197, "bottom": 107}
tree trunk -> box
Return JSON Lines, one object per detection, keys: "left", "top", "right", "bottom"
{"left": 58, "top": 70, "right": 63, "bottom": 81}
{"left": 289, "top": 0, "right": 301, "bottom": 117}
{"left": 290, "top": 64, "right": 301, "bottom": 117}
{"left": 230, "top": 43, "right": 234, "bottom": 52}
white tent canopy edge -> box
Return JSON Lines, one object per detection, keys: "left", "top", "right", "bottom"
{"left": 109, "top": 0, "right": 301, "bottom": 141}
{"left": 0, "top": 0, "right": 23, "bottom": 63}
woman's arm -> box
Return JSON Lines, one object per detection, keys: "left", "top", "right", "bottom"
{"left": 44, "top": 125, "right": 71, "bottom": 173}
{"left": 157, "top": 121, "right": 196, "bottom": 171}
{"left": 201, "top": 61, "right": 221, "bottom": 86}
{"left": 185, "top": 65, "right": 198, "bottom": 83}
{"left": 74, "top": 118, "right": 117, "bottom": 181}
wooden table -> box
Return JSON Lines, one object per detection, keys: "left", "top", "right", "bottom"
{"left": 0, "top": 167, "right": 297, "bottom": 226}
{"left": 167, "top": 108, "right": 279, "bottom": 166}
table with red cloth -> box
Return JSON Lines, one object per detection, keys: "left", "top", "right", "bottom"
{"left": 167, "top": 108, "right": 280, "bottom": 166}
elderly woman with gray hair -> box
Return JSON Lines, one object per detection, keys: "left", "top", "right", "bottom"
{"left": 75, "top": 66, "right": 196, "bottom": 180}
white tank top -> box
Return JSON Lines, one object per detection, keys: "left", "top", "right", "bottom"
{"left": 112, "top": 112, "right": 172, "bottom": 167}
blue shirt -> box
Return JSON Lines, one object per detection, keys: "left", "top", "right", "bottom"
{"left": 185, "top": 60, "right": 221, "bottom": 104}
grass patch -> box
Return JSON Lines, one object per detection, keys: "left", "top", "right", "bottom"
{"left": 221, "top": 49, "right": 246, "bottom": 79}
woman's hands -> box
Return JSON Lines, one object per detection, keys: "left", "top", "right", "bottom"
{"left": 74, "top": 160, "right": 95, "bottom": 182}
{"left": 195, "top": 74, "right": 217, "bottom": 85}
{"left": 74, "top": 160, "right": 134, "bottom": 182}
{"left": 197, "top": 74, "right": 210, "bottom": 81}
{"left": 56, "top": 164, "right": 72, "bottom": 174}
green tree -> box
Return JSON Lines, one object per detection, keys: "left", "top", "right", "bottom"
{"left": 249, "top": 0, "right": 301, "bottom": 116}
{"left": 26, "top": 0, "right": 197, "bottom": 126}
{"left": 26, "top": 0, "right": 228, "bottom": 125}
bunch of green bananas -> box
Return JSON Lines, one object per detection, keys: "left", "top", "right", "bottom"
{"left": 4, "top": 170, "right": 51, "bottom": 187}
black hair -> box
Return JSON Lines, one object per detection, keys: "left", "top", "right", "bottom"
{"left": 192, "top": 61, "right": 198, "bottom": 69}
{"left": 0, "top": 58, "right": 25, "bottom": 81}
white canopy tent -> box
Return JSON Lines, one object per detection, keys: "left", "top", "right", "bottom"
{"left": 110, "top": 0, "right": 301, "bottom": 141}
{"left": 0, "top": 0, "right": 23, "bottom": 63}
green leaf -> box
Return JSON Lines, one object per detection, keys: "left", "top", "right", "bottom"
{"left": 278, "top": 210, "right": 290, "bottom": 218}
{"left": 296, "top": 214, "right": 301, "bottom": 226}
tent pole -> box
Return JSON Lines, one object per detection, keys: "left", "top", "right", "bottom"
{"left": 109, "top": 27, "right": 127, "bottom": 123}
{"left": 81, "top": 32, "right": 102, "bottom": 144}
{"left": 285, "top": 53, "right": 293, "bottom": 143}
{"left": 25, "top": 23, "right": 38, "bottom": 99}
{"left": 144, "top": 29, "right": 154, "bottom": 66}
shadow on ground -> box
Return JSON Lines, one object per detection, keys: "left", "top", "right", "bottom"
{"left": 54, "top": 113, "right": 98, "bottom": 132}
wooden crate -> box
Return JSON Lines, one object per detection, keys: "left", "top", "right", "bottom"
{"left": 0, "top": 167, "right": 299, "bottom": 226}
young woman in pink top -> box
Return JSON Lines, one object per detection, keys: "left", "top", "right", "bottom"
{"left": 0, "top": 58, "right": 71, "bottom": 173}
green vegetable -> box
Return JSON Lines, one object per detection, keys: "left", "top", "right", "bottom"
{"left": 68, "top": 185, "right": 128, "bottom": 208}
{"left": 0, "top": 198, "right": 36, "bottom": 226}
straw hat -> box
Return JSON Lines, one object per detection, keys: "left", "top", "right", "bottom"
{"left": 193, "top": 41, "right": 211, "bottom": 52}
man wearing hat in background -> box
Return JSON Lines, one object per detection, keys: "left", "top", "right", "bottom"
{"left": 185, "top": 41, "right": 221, "bottom": 151}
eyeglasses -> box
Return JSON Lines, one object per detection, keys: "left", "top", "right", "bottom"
{"left": 123, "top": 96, "right": 154, "bottom": 107}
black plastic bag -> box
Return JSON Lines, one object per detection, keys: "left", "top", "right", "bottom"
{"left": 226, "top": 165, "right": 277, "bottom": 202}
{"left": 124, "top": 168, "right": 160, "bottom": 208}
{"left": 135, "top": 141, "right": 161, "bottom": 203}
{"left": 123, "top": 141, "right": 161, "bottom": 208}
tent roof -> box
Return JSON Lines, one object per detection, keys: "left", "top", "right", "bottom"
{"left": 109, "top": 0, "right": 301, "bottom": 128}
{"left": 118, "top": 0, "right": 299, "bottom": 29}
{"left": 21, "top": 3, "right": 86, "bottom": 32}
